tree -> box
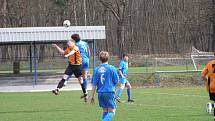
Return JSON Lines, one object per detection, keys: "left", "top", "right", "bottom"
{"left": 211, "top": 0, "right": 215, "bottom": 51}
{"left": 2, "top": 0, "right": 7, "bottom": 28}
{"left": 99, "top": 0, "right": 129, "bottom": 56}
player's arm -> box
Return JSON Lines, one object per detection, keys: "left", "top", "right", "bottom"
{"left": 118, "top": 70, "right": 125, "bottom": 79}
{"left": 202, "top": 68, "right": 208, "bottom": 81}
{"left": 52, "top": 44, "right": 64, "bottom": 54}
{"left": 202, "top": 64, "right": 209, "bottom": 81}
{"left": 202, "top": 66, "right": 209, "bottom": 91}
{"left": 118, "top": 62, "right": 125, "bottom": 78}
{"left": 90, "top": 70, "right": 98, "bottom": 103}
{"left": 90, "top": 85, "right": 96, "bottom": 103}
{"left": 64, "top": 50, "right": 76, "bottom": 58}
{"left": 113, "top": 67, "right": 120, "bottom": 85}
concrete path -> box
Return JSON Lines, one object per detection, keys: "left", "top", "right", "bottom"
{"left": 0, "top": 84, "right": 92, "bottom": 92}
{"left": 0, "top": 74, "right": 92, "bottom": 92}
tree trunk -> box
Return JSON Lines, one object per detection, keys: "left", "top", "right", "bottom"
{"left": 117, "top": 21, "right": 125, "bottom": 57}
{"left": 84, "top": 0, "right": 87, "bottom": 26}
{"left": 1, "top": 0, "right": 7, "bottom": 62}
{"left": 38, "top": 45, "right": 45, "bottom": 63}
{"left": 3, "top": 0, "right": 7, "bottom": 27}
{"left": 73, "top": 0, "right": 78, "bottom": 26}
{"left": 212, "top": 0, "right": 215, "bottom": 51}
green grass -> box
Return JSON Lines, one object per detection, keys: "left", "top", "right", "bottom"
{"left": 0, "top": 59, "right": 205, "bottom": 74}
{"left": 127, "top": 65, "right": 205, "bottom": 74}
{"left": 0, "top": 65, "right": 204, "bottom": 75}
{"left": 0, "top": 87, "right": 213, "bottom": 121}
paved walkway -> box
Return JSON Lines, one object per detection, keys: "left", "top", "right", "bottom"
{"left": 0, "top": 84, "right": 92, "bottom": 92}
{"left": 0, "top": 75, "right": 92, "bottom": 92}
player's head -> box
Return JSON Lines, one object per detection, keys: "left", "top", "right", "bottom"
{"left": 122, "top": 53, "right": 129, "bottom": 61}
{"left": 67, "top": 39, "right": 75, "bottom": 47}
{"left": 71, "top": 34, "right": 80, "bottom": 42}
{"left": 99, "top": 51, "right": 109, "bottom": 63}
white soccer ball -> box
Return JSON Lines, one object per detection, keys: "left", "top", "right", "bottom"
{"left": 63, "top": 20, "right": 71, "bottom": 27}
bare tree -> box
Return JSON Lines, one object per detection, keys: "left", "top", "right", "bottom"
{"left": 2, "top": 0, "right": 7, "bottom": 28}
{"left": 0, "top": 0, "right": 214, "bottom": 61}
{"left": 99, "top": 0, "right": 129, "bottom": 56}
{"left": 211, "top": 0, "right": 215, "bottom": 51}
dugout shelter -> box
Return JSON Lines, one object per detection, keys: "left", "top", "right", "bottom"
{"left": 0, "top": 26, "right": 106, "bottom": 85}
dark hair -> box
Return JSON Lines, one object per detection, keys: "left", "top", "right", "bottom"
{"left": 122, "top": 53, "right": 129, "bottom": 58}
{"left": 71, "top": 34, "right": 80, "bottom": 42}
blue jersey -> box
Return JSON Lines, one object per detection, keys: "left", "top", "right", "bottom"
{"left": 118, "top": 60, "right": 128, "bottom": 77}
{"left": 75, "top": 40, "right": 89, "bottom": 62}
{"left": 91, "top": 63, "right": 119, "bottom": 93}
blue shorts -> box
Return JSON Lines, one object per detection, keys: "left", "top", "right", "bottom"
{"left": 98, "top": 92, "right": 116, "bottom": 109}
{"left": 81, "top": 60, "right": 89, "bottom": 71}
{"left": 119, "top": 78, "right": 128, "bottom": 84}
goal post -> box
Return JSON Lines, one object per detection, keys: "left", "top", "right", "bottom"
{"left": 191, "top": 46, "right": 214, "bottom": 70}
{"left": 153, "top": 46, "right": 214, "bottom": 86}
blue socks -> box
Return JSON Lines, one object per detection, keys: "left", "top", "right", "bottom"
{"left": 117, "top": 88, "right": 132, "bottom": 100}
{"left": 83, "top": 78, "right": 88, "bottom": 90}
{"left": 102, "top": 112, "right": 108, "bottom": 119}
{"left": 102, "top": 112, "right": 114, "bottom": 121}
{"left": 117, "top": 89, "right": 123, "bottom": 97}
{"left": 127, "top": 88, "right": 131, "bottom": 100}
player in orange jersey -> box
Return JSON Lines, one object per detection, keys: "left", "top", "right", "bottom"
{"left": 51, "top": 39, "right": 87, "bottom": 101}
{"left": 202, "top": 52, "right": 215, "bottom": 117}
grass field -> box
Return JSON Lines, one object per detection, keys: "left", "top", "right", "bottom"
{"left": 0, "top": 87, "right": 213, "bottom": 121}
{"left": 0, "top": 65, "right": 204, "bottom": 75}
{"left": 0, "top": 57, "right": 205, "bottom": 74}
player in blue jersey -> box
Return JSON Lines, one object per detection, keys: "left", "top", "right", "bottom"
{"left": 64, "top": 34, "right": 90, "bottom": 99}
{"left": 90, "top": 51, "right": 119, "bottom": 121}
{"left": 116, "top": 54, "right": 134, "bottom": 102}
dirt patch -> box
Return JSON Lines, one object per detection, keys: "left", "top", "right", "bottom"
{"left": 159, "top": 76, "right": 202, "bottom": 87}
{"left": 127, "top": 73, "right": 203, "bottom": 88}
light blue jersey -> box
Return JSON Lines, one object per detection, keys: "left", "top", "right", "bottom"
{"left": 91, "top": 63, "right": 119, "bottom": 93}
{"left": 118, "top": 60, "right": 128, "bottom": 78}
{"left": 76, "top": 40, "right": 90, "bottom": 71}
{"left": 76, "top": 40, "right": 89, "bottom": 61}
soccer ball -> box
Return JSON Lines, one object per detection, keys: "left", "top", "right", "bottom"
{"left": 63, "top": 20, "right": 71, "bottom": 27}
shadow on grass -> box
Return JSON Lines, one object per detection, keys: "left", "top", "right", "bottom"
{"left": 0, "top": 109, "right": 72, "bottom": 114}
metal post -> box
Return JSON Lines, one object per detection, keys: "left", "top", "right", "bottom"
{"left": 191, "top": 55, "right": 197, "bottom": 70}
{"left": 29, "top": 42, "right": 32, "bottom": 73}
{"left": 93, "top": 39, "right": 96, "bottom": 71}
{"left": 155, "top": 57, "right": 158, "bottom": 71}
{"left": 198, "top": 75, "right": 203, "bottom": 86}
{"left": 155, "top": 72, "right": 160, "bottom": 86}
{"left": 33, "top": 42, "right": 37, "bottom": 85}
{"left": 146, "top": 58, "right": 148, "bottom": 73}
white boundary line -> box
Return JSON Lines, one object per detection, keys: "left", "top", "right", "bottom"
{"left": 142, "top": 91, "right": 207, "bottom": 98}
{"left": 120, "top": 101, "right": 203, "bottom": 109}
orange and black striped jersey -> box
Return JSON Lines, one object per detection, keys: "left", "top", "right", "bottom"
{"left": 64, "top": 46, "right": 82, "bottom": 65}
{"left": 202, "top": 60, "right": 215, "bottom": 93}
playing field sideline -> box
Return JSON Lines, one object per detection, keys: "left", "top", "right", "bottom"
{"left": 0, "top": 87, "right": 212, "bottom": 121}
